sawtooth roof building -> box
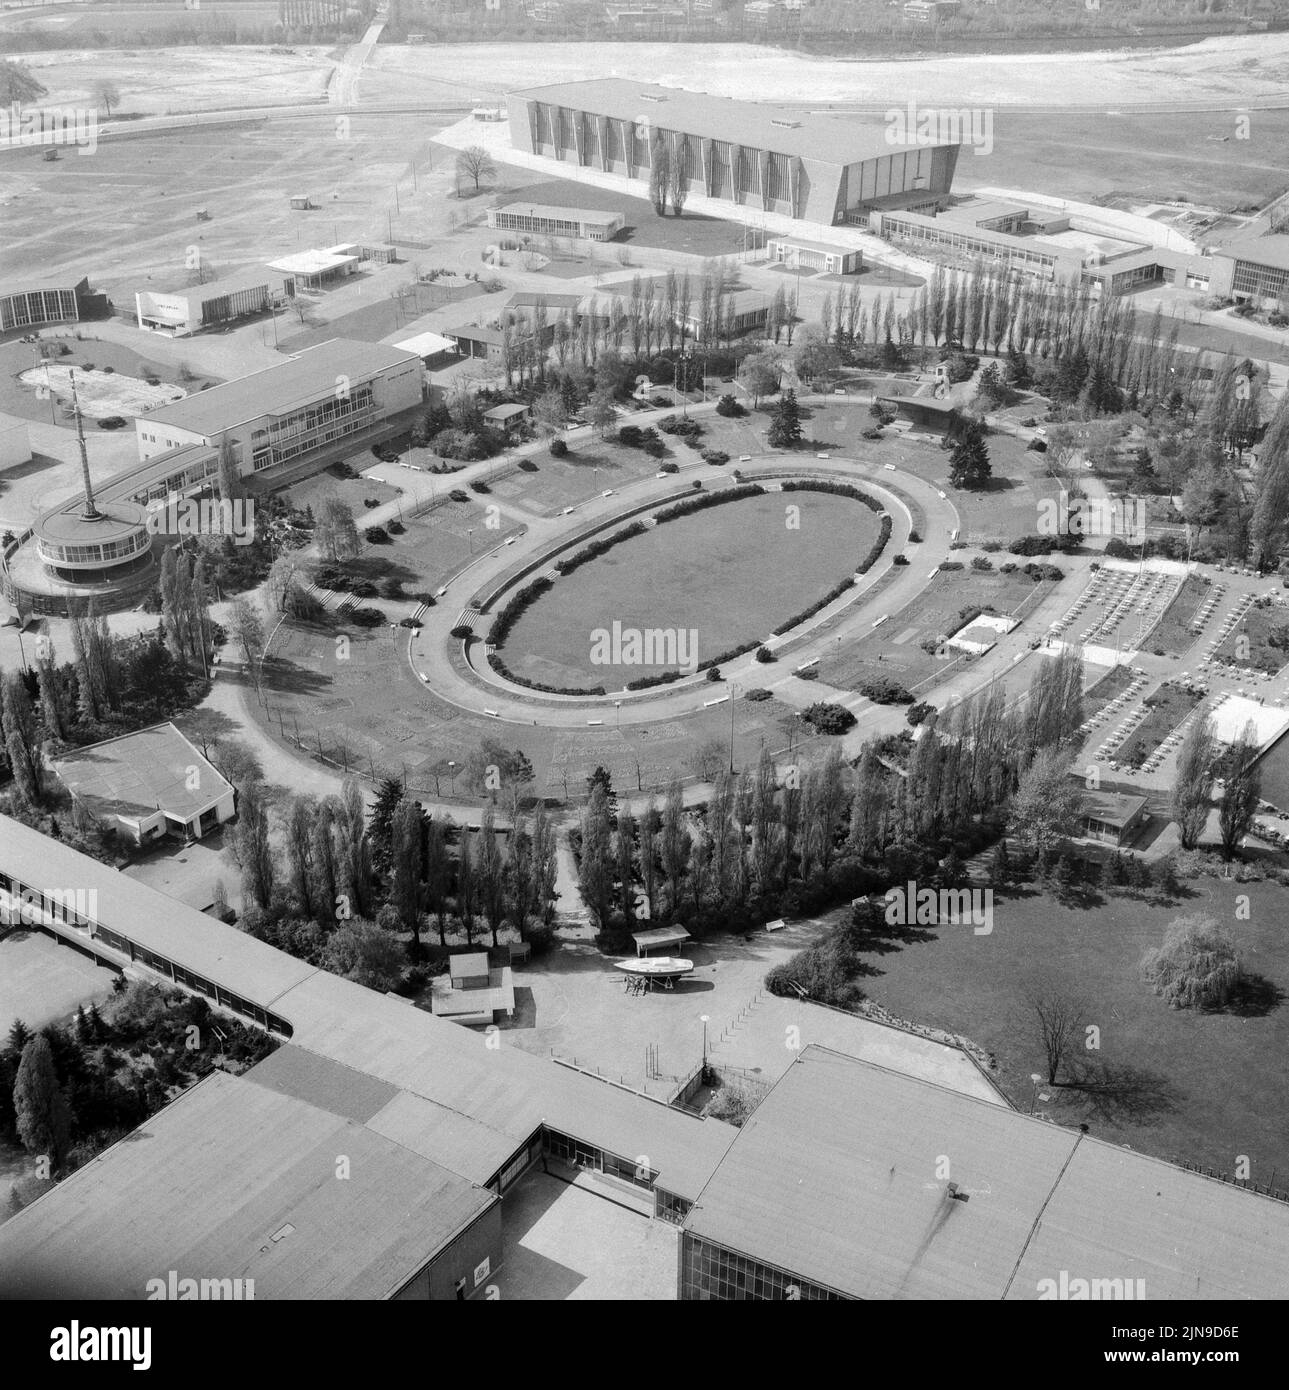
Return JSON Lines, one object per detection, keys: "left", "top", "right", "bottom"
{"left": 507, "top": 79, "right": 961, "bottom": 227}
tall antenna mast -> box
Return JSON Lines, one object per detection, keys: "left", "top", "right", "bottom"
{"left": 70, "top": 369, "right": 99, "bottom": 521}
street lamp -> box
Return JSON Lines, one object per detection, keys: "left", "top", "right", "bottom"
{"left": 700, "top": 1014, "right": 710, "bottom": 1078}
{"left": 1029, "top": 1072, "right": 1042, "bottom": 1115}
{"left": 728, "top": 681, "right": 741, "bottom": 773}
{"left": 615, "top": 700, "right": 621, "bottom": 727}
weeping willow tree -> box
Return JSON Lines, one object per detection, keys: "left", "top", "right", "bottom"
{"left": 1141, "top": 914, "right": 1241, "bottom": 1010}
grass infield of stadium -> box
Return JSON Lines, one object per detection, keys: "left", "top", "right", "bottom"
{"left": 496, "top": 488, "right": 881, "bottom": 690}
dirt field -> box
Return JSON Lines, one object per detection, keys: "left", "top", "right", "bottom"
{"left": 364, "top": 35, "right": 1289, "bottom": 112}
{"left": 8, "top": 44, "right": 334, "bottom": 115}
{"left": 0, "top": 113, "right": 456, "bottom": 292}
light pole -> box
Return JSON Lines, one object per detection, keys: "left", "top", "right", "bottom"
{"left": 700, "top": 1014, "right": 710, "bottom": 1079}
{"left": 1029, "top": 1072, "right": 1042, "bottom": 1115}
{"left": 615, "top": 700, "right": 621, "bottom": 727}
{"left": 728, "top": 681, "right": 741, "bottom": 773}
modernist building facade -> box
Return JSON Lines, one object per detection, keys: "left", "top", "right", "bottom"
{"left": 135, "top": 338, "right": 423, "bottom": 478}
{"left": 51, "top": 723, "right": 236, "bottom": 846}
{"left": 135, "top": 271, "right": 288, "bottom": 336}
{"left": 0, "top": 276, "right": 108, "bottom": 333}
{"left": 507, "top": 79, "right": 961, "bottom": 228}
{"left": 488, "top": 202, "right": 625, "bottom": 241}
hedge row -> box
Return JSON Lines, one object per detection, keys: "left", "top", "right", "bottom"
{"left": 780, "top": 479, "right": 883, "bottom": 512}
{"left": 771, "top": 576, "right": 856, "bottom": 637}
{"left": 554, "top": 521, "right": 648, "bottom": 577}
{"left": 654, "top": 482, "right": 765, "bottom": 524}
{"left": 488, "top": 650, "right": 606, "bottom": 698}
{"left": 488, "top": 575, "right": 553, "bottom": 647}
{"left": 622, "top": 636, "right": 764, "bottom": 691}
{"left": 857, "top": 515, "right": 893, "bottom": 574}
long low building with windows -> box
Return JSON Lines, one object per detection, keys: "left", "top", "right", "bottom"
{"left": 488, "top": 202, "right": 625, "bottom": 241}
{"left": 0, "top": 815, "right": 738, "bottom": 1298}
{"left": 507, "top": 78, "right": 961, "bottom": 227}
{"left": 134, "top": 270, "right": 289, "bottom": 337}
{"left": 2, "top": 817, "right": 1288, "bottom": 1299}
{"left": 134, "top": 337, "right": 423, "bottom": 478}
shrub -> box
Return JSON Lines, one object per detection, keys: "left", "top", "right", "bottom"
{"left": 549, "top": 438, "right": 569, "bottom": 457}
{"left": 701, "top": 449, "right": 730, "bottom": 465}
{"left": 519, "top": 457, "right": 539, "bottom": 470}
{"left": 350, "top": 579, "right": 378, "bottom": 598}
{"left": 450, "top": 624, "right": 473, "bottom": 639}
{"left": 365, "top": 526, "right": 390, "bottom": 544}
{"left": 938, "top": 560, "right": 964, "bottom": 571}
{"left": 658, "top": 460, "right": 679, "bottom": 473}
{"left": 655, "top": 483, "right": 763, "bottom": 523}
{"left": 859, "top": 677, "right": 913, "bottom": 705}
{"left": 470, "top": 480, "right": 490, "bottom": 494}
{"left": 349, "top": 606, "right": 385, "bottom": 627}
{"left": 706, "top": 665, "right": 723, "bottom": 682}
{"left": 970, "top": 556, "right": 993, "bottom": 571}
{"left": 893, "top": 553, "right": 909, "bottom": 566}
{"left": 416, "top": 593, "right": 436, "bottom": 607}
{"left": 800, "top": 702, "right": 856, "bottom": 734}
{"left": 906, "top": 701, "right": 935, "bottom": 727}
{"left": 745, "top": 688, "right": 772, "bottom": 701}
{"left": 387, "top": 520, "right": 405, "bottom": 535}
{"left": 450, "top": 488, "right": 469, "bottom": 502}
{"left": 618, "top": 424, "right": 644, "bottom": 447}
{"left": 398, "top": 616, "right": 422, "bottom": 629}
{"left": 715, "top": 394, "right": 745, "bottom": 417}
{"left": 755, "top": 646, "right": 774, "bottom": 663}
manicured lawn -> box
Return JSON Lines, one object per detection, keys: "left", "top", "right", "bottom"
{"left": 855, "top": 877, "right": 1289, "bottom": 1184}
{"left": 499, "top": 490, "right": 879, "bottom": 690}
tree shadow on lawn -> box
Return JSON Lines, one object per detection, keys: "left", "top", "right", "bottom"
{"left": 1222, "top": 972, "right": 1285, "bottom": 1018}
{"left": 1058, "top": 1057, "right": 1183, "bottom": 1127}
{"left": 855, "top": 919, "right": 938, "bottom": 957}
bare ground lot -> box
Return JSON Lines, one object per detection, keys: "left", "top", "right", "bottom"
{"left": 2, "top": 43, "right": 333, "bottom": 114}
{"left": 0, "top": 114, "right": 453, "bottom": 293}
{"left": 858, "top": 877, "right": 1289, "bottom": 1184}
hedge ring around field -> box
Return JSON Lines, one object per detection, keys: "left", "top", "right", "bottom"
{"left": 476, "top": 476, "right": 895, "bottom": 700}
